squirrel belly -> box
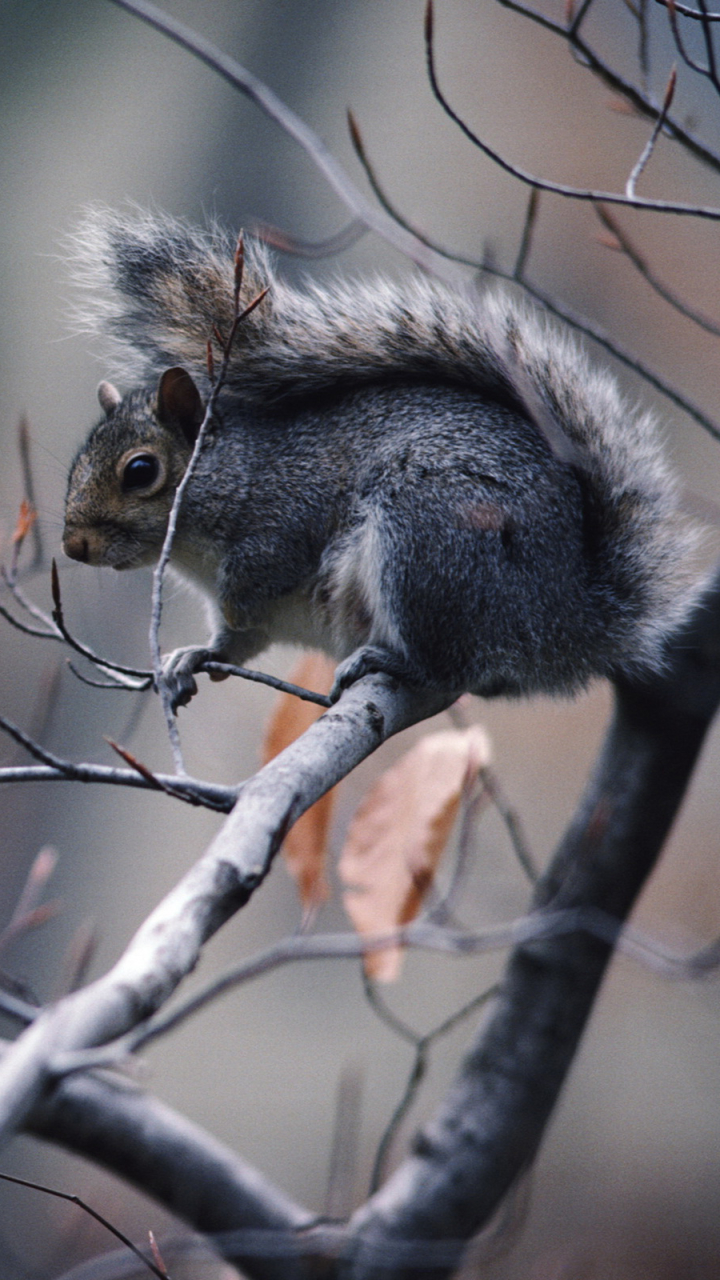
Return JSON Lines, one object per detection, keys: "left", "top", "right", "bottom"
{"left": 63, "top": 208, "right": 699, "bottom": 708}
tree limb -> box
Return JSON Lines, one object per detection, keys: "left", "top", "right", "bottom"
{"left": 0, "top": 676, "right": 449, "bottom": 1151}
{"left": 25, "top": 1069, "right": 314, "bottom": 1280}
{"left": 343, "top": 564, "right": 720, "bottom": 1279}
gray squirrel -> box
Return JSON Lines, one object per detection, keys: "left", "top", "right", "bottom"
{"left": 62, "top": 207, "right": 697, "bottom": 710}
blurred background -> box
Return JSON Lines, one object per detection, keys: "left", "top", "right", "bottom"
{"left": 1, "top": 1, "right": 720, "bottom": 1275}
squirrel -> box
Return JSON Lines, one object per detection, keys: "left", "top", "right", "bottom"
{"left": 62, "top": 207, "right": 698, "bottom": 711}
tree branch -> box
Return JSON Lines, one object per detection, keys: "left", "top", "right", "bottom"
{"left": 24, "top": 1069, "right": 314, "bottom": 1280}
{"left": 0, "top": 676, "right": 449, "bottom": 1151}
{"left": 428, "top": 2, "right": 720, "bottom": 219}
{"left": 343, "top": 563, "right": 720, "bottom": 1279}
{"left": 104, "top": 0, "right": 466, "bottom": 282}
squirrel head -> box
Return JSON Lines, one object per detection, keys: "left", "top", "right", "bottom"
{"left": 63, "top": 367, "right": 205, "bottom": 570}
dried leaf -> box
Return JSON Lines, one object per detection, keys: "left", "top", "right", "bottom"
{"left": 339, "top": 726, "right": 491, "bottom": 981}
{"left": 262, "top": 652, "right": 337, "bottom": 911}
{"left": 12, "top": 498, "right": 37, "bottom": 545}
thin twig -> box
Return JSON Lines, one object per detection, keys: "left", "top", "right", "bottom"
{"left": 0, "top": 599, "right": 57, "bottom": 641}
{"left": 17, "top": 418, "right": 43, "bottom": 572}
{"left": 698, "top": 0, "right": 720, "bottom": 88}
{"left": 0, "top": 716, "right": 238, "bottom": 809}
{"left": 428, "top": 3, "right": 720, "bottom": 219}
{"left": 637, "top": 0, "right": 651, "bottom": 91}
{"left": 0, "top": 992, "right": 37, "bottom": 1025}
{"left": 655, "top": 0, "right": 720, "bottom": 17}
{"left": 348, "top": 99, "right": 720, "bottom": 438}
{"left": 625, "top": 64, "right": 676, "bottom": 198}
{"left": 668, "top": 0, "right": 707, "bottom": 70}
{"left": 594, "top": 203, "right": 720, "bottom": 335}
{"left": 105, "top": 0, "right": 466, "bottom": 281}
{"left": 0, "top": 1171, "right": 168, "bottom": 1280}
{"left": 496, "top": 0, "right": 720, "bottom": 173}
{"left": 480, "top": 767, "right": 539, "bottom": 883}
{"left": 148, "top": 246, "right": 269, "bottom": 772}
{"left": 48, "top": 909, "right": 627, "bottom": 1076}
{"left": 203, "top": 662, "right": 331, "bottom": 707}
{"left": 50, "top": 564, "right": 151, "bottom": 687}
{"left": 0, "top": 847, "right": 59, "bottom": 956}
{"left": 253, "top": 218, "right": 367, "bottom": 259}
{"left": 513, "top": 190, "right": 539, "bottom": 280}
{"left": 366, "top": 979, "right": 499, "bottom": 1192}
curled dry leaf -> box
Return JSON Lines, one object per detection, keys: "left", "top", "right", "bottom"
{"left": 339, "top": 725, "right": 492, "bottom": 981}
{"left": 262, "top": 652, "right": 337, "bottom": 912}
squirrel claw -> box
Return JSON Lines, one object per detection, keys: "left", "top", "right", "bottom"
{"left": 160, "top": 645, "right": 218, "bottom": 712}
{"left": 329, "top": 644, "right": 414, "bottom": 703}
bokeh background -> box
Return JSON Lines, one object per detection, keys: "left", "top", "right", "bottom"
{"left": 1, "top": 2, "right": 720, "bottom": 1276}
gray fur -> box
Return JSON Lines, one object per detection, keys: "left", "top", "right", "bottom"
{"left": 63, "top": 207, "right": 699, "bottom": 706}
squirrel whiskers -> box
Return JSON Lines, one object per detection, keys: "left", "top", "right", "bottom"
{"left": 63, "top": 207, "right": 699, "bottom": 710}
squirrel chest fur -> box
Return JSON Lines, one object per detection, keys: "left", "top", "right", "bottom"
{"left": 62, "top": 209, "right": 696, "bottom": 709}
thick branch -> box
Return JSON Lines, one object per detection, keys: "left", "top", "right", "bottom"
{"left": 0, "top": 676, "right": 448, "bottom": 1150}
{"left": 26, "top": 1070, "right": 313, "bottom": 1280}
{"left": 344, "top": 567, "right": 720, "bottom": 1279}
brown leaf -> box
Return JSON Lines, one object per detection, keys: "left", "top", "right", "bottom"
{"left": 12, "top": 497, "right": 37, "bottom": 545}
{"left": 262, "top": 652, "right": 337, "bottom": 912}
{"left": 339, "top": 725, "right": 491, "bottom": 981}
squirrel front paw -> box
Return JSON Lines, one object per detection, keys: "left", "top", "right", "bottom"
{"left": 160, "top": 645, "right": 219, "bottom": 712}
{"left": 329, "top": 644, "right": 416, "bottom": 703}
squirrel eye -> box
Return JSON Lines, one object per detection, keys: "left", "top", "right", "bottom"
{"left": 122, "top": 453, "right": 161, "bottom": 492}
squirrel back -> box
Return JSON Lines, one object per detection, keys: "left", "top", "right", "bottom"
{"left": 64, "top": 208, "right": 699, "bottom": 705}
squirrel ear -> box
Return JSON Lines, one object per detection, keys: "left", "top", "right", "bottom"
{"left": 156, "top": 367, "right": 205, "bottom": 447}
{"left": 97, "top": 380, "right": 122, "bottom": 417}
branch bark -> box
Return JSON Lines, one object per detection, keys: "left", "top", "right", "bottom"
{"left": 26, "top": 1069, "right": 313, "bottom": 1280}
{"left": 0, "top": 676, "right": 449, "bottom": 1151}
{"left": 343, "top": 565, "right": 720, "bottom": 1279}
{"left": 15, "top": 566, "right": 720, "bottom": 1279}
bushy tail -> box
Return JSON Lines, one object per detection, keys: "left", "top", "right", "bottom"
{"left": 67, "top": 206, "right": 273, "bottom": 389}
{"left": 67, "top": 205, "right": 701, "bottom": 676}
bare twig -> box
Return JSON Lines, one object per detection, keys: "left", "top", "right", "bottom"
{"left": 347, "top": 98, "right": 720, "bottom": 438}
{"left": 325, "top": 1064, "right": 363, "bottom": 1220}
{"left": 104, "top": 0, "right": 466, "bottom": 282}
{"left": 0, "top": 991, "right": 37, "bottom": 1026}
{"left": 148, "top": 246, "right": 269, "bottom": 771}
{"left": 203, "top": 662, "right": 331, "bottom": 707}
{"left": 0, "top": 676, "right": 450, "bottom": 1147}
{"left": 0, "top": 846, "right": 60, "bottom": 956}
{"left": 0, "top": 1170, "right": 168, "bottom": 1280}
{"left": 668, "top": 0, "right": 708, "bottom": 70}
{"left": 0, "top": 716, "right": 238, "bottom": 809}
{"left": 655, "top": 0, "right": 720, "bottom": 18}
{"left": 428, "top": 3, "right": 720, "bottom": 219}
{"left": 625, "top": 64, "right": 676, "bottom": 197}
{"left": 365, "top": 978, "right": 499, "bottom": 1193}
{"left": 253, "top": 218, "right": 367, "bottom": 259}
{"left": 497, "top": 0, "right": 720, "bottom": 173}
{"left": 594, "top": 203, "right": 720, "bottom": 335}
{"left": 481, "top": 767, "right": 539, "bottom": 884}
{"left": 50, "top": 563, "right": 152, "bottom": 687}
{"left": 513, "top": 190, "right": 539, "bottom": 280}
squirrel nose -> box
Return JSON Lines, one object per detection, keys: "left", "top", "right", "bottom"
{"left": 63, "top": 531, "right": 90, "bottom": 563}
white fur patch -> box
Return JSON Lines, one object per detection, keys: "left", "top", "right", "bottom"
{"left": 324, "top": 512, "right": 405, "bottom": 659}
